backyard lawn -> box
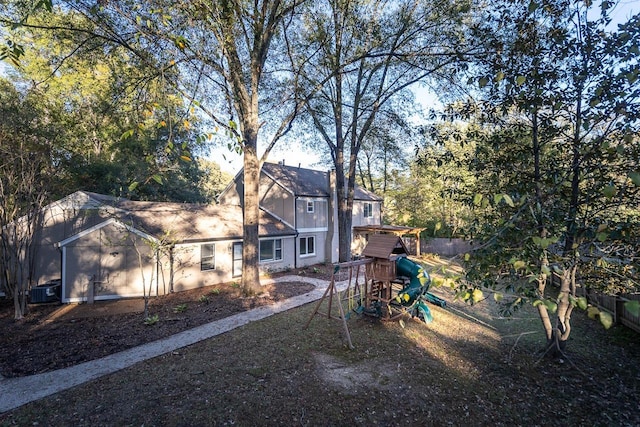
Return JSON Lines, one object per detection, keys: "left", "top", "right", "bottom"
{"left": 1, "top": 258, "right": 639, "bottom": 426}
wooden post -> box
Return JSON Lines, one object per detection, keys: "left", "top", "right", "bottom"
{"left": 304, "top": 259, "right": 373, "bottom": 349}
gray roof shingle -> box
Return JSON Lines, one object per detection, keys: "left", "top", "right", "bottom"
{"left": 261, "top": 162, "right": 382, "bottom": 201}
{"left": 84, "top": 194, "right": 296, "bottom": 243}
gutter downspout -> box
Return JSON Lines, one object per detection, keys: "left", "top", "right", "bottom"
{"left": 294, "top": 196, "right": 298, "bottom": 269}
{"left": 169, "top": 246, "right": 174, "bottom": 293}
{"left": 55, "top": 243, "right": 65, "bottom": 303}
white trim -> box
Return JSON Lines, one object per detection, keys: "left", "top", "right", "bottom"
{"left": 200, "top": 243, "right": 216, "bottom": 271}
{"left": 298, "top": 196, "right": 327, "bottom": 202}
{"left": 258, "top": 235, "right": 294, "bottom": 241}
{"left": 258, "top": 238, "right": 283, "bottom": 263}
{"left": 61, "top": 246, "right": 68, "bottom": 303}
{"left": 57, "top": 218, "right": 157, "bottom": 247}
{"left": 216, "top": 169, "right": 244, "bottom": 203}
{"left": 260, "top": 207, "right": 294, "bottom": 228}
{"left": 66, "top": 293, "right": 154, "bottom": 304}
{"left": 363, "top": 202, "right": 373, "bottom": 218}
{"left": 261, "top": 169, "right": 296, "bottom": 197}
{"left": 299, "top": 235, "right": 316, "bottom": 257}
{"left": 297, "top": 227, "right": 328, "bottom": 233}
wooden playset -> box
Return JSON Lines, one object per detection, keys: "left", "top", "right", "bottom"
{"left": 305, "top": 234, "right": 446, "bottom": 348}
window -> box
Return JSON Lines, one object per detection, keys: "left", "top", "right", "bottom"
{"left": 200, "top": 244, "right": 215, "bottom": 271}
{"left": 259, "top": 239, "right": 282, "bottom": 262}
{"left": 300, "top": 236, "right": 315, "bottom": 256}
{"left": 363, "top": 202, "right": 373, "bottom": 218}
{"left": 306, "top": 201, "right": 314, "bottom": 213}
{"left": 232, "top": 242, "right": 242, "bottom": 277}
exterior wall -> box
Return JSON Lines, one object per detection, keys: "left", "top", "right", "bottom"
{"left": 351, "top": 200, "right": 382, "bottom": 227}
{"left": 62, "top": 223, "right": 154, "bottom": 302}
{"left": 167, "top": 236, "right": 296, "bottom": 293}
{"left": 168, "top": 241, "right": 236, "bottom": 292}
{"left": 33, "top": 203, "right": 107, "bottom": 287}
{"left": 259, "top": 236, "right": 296, "bottom": 273}
{"left": 218, "top": 175, "right": 243, "bottom": 206}
{"left": 296, "top": 232, "right": 327, "bottom": 268}
{"left": 296, "top": 198, "right": 328, "bottom": 230}
{"left": 260, "top": 176, "right": 295, "bottom": 225}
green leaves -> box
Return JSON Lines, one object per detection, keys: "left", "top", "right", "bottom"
{"left": 576, "top": 296, "right": 588, "bottom": 310}
{"left": 457, "top": 287, "right": 484, "bottom": 304}
{"left": 628, "top": 172, "right": 640, "bottom": 186}
{"left": 511, "top": 258, "right": 526, "bottom": 271}
{"left": 472, "top": 288, "right": 484, "bottom": 303}
{"left": 493, "top": 193, "right": 515, "bottom": 207}
{"left": 475, "top": 193, "right": 517, "bottom": 209}
{"left": 602, "top": 185, "right": 617, "bottom": 199}
{"left": 625, "top": 300, "right": 640, "bottom": 317}
{"left": 532, "top": 236, "right": 557, "bottom": 249}
{"left": 533, "top": 299, "right": 557, "bottom": 313}
{"left": 120, "top": 129, "right": 135, "bottom": 140}
{"left": 599, "top": 311, "right": 613, "bottom": 329}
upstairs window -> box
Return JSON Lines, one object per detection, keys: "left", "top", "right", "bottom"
{"left": 363, "top": 202, "right": 373, "bottom": 218}
{"left": 260, "top": 239, "right": 282, "bottom": 262}
{"left": 306, "top": 201, "right": 315, "bottom": 213}
{"left": 201, "top": 244, "right": 215, "bottom": 271}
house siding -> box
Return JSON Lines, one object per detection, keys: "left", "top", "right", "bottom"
{"left": 62, "top": 223, "right": 154, "bottom": 302}
{"left": 260, "top": 175, "right": 295, "bottom": 226}
{"left": 166, "top": 236, "right": 296, "bottom": 293}
{"left": 296, "top": 199, "right": 328, "bottom": 230}
{"left": 169, "top": 242, "right": 234, "bottom": 292}
{"left": 259, "top": 236, "right": 296, "bottom": 273}
{"left": 34, "top": 205, "right": 107, "bottom": 287}
{"left": 297, "top": 232, "right": 326, "bottom": 268}
{"left": 351, "top": 200, "right": 382, "bottom": 227}
{"left": 218, "top": 175, "right": 243, "bottom": 206}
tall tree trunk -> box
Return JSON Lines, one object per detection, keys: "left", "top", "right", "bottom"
{"left": 531, "top": 109, "right": 554, "bottom": 343}
{"left": 564, "top": 94, "right": 582, "bottom": 254}
{"left": 241, "top": 124, "right": 261, "bottom": 295}
{"left": 336, "top": 149, "right": 352, "bottom": 262}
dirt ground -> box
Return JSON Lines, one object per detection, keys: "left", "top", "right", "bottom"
{"left": 0, "top": 268, "right": 324, "bottom": 379}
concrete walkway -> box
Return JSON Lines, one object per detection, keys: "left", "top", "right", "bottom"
{"left": 0, "top": 275, "right": 343, "bottom": 413}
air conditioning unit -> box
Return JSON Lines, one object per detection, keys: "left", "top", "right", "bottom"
{"left": 30, "top": 279, "right": 61, "bottom": 303}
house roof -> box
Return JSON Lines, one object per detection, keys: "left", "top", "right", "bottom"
{"left": 262, "top": 162, "right": 329, "bottom": 197}
{"left": 60, "top": 192, "right": 296, "bottom": 243}
{"left": 116, "top": 201, "right": 295, "bottom": 243}
{"left": 261, "top": 162, "right": 383, "bottom": 201}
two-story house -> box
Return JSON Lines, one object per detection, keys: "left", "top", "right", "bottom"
{"left": 8, "top": 163, "right": 383, "bottom": 303}
{"left": 218, "top": 162, "right": 383, "bottom": 268}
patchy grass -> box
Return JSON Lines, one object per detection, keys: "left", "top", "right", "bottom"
{"left": 1, "top": 259, "right": 639, "bottom": 426}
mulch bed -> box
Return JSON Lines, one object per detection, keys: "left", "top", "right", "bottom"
{"left": 0, "top": 271, "right": 325, "bottom": 378}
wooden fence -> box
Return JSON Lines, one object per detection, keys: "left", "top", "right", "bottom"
{"left": 401, "top": 237, "right": 640, "bottom": 333}
{"left": 579, "top": 288, "right": 640, "bottom": 333}
{"left": 552, "top": 274, "right": 640, "bottom": 333}
{"left": 402, "top": 237, "right": 475, "bottom": 257}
